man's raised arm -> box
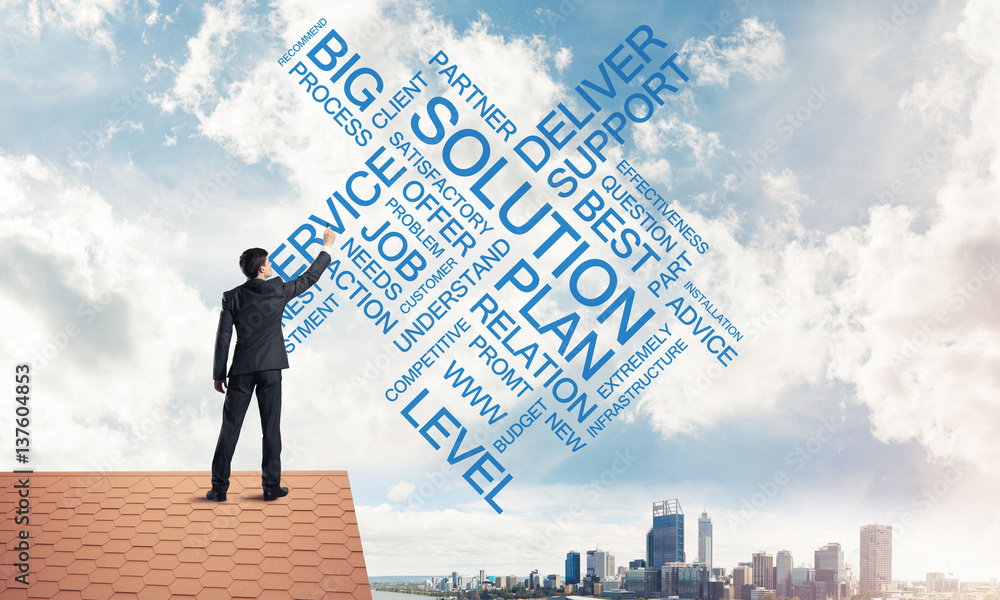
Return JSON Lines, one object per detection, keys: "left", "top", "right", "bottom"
{"left": 283, "top": 226, "right": 337, "bottom": 301}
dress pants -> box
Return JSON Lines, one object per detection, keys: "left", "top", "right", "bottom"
{"left": 210, "top": 369, "right": 283, "bottom": 493}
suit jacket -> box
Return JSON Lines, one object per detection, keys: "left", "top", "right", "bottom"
{"left": 213, "top": 250, "right": 332, "bottom": 380}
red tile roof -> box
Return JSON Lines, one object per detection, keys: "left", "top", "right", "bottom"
{"left": 0, "top": 471, "right": 372, "bottom": 599}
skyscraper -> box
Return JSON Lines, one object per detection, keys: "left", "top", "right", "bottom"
{"left": 528, "top": 570, "right": 540, "bottom": 589}
{"left": 860, "top": 524, "right": 892, "bottom": 596}
{"left": 733, "top": 565, "right": 753, "bottom": 589}
{"left": 733, "top": 564, "right": 754, "bottom": 600}
{"left": 927, "top": 572, "right": 945, "bottom": 593}
{"left": 752, "top": 551, "right": 775, "bottom": 590}
{"left": 662, "top": 563, "right": 708, "bottom": 599}
{"left": 594, "top": 549, "right": 614, "bottom": 580}
{"left": 792, "top": 565, "right": 814, "bottom": 587}
{"left": 566, "top": 551, "right": 581, "bottom": 585}
{"left": 699, "top": 511, "right": 714, "bottom": 575}
{"left": 647, "top": 499, "right": 685, "bottom": 571}
{"left": 815, "top": 543, "right": 845, "bottom": 599}
{"left": 776, "top": 551, "right": 793, "bottom": 598}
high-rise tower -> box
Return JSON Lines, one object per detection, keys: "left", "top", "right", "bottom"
{"left": 815, "top": 543, "right": 845, "bottom": 599}
{"left": 698, "top": 511, "right": 713, "bottom": 575}
{"left": 647, "top": 499, "right": 685, "bottom": 571}
{"left": 776, "top": 551, "right": 793, "bottom": 598}
{"left": 752, "top": 551, "right": 775, "bottom": 590}
{"left": 860, "top": 525, "right": 892, "bottom": 596}
{"left": 566, "top": 551, "right": 581, "bottom": 585}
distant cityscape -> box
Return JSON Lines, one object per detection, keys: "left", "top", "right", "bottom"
{"left": 406, "top": 499, "right": 998, "bottom": 600}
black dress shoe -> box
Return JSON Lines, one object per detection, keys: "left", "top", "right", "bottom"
{"left": 206, "top": 489, "right": 227, "bottom": 502}
{"left": 263, "top": 486, "right": 289, "bottom": 501}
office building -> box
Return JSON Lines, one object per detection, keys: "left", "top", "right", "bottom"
{"left": 753, "top": 551, "right": 775, "bottom": 590}
{"left": 699, "top": 511, "right": 714, "bottom": 575}
{"left": 566, "top": 551, "right": 581, "bottom": 585}
{"left": 648, "top": 499, "right": 685, "bottom": 571}
{"left": 734, "top": 562, "right": 754, "bottom": 600}
{"left": 705, "top": 579, "right": 726, "bottom": 600}
{"left": 927, "top": 572, "right": 945, "bottom": 593}
{"left": 589, "top": 549, "right": 614, "bottom": 580}
{"left": 594, "top": 550, "right": 615, "bottom": 589}
{"left": 815, "top": 543, "right": 845, "bottom": 599}
{"left": 792, "top": 565, "right": 814, "bottom": 587}
{"left": 626, "top": 568, "right": 661, "bottom": 598}
{"left": 662, "top": 563, "right": 707, "bottom": 599}
{"left": 776, "top": 551, "right": 793, "bottom": 598}
{"left": 733, "top": 565, "right": 753, "bottom": 588}
{"left": 860, "top": 524, "right": 892, "bottom": 596}
{"left": 528, "top": 570, "right": 540, "bottom": 589}
{"left": 630, "top": 559, "right": 647, "bottom": 569}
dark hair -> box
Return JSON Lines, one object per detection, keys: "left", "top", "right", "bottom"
{"left": 239, "top": 248, "right": 268, "bottom": 279}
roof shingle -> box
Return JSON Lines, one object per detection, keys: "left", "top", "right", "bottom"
{"left": 0, "top": 471, "right": 372, "bottom": 600}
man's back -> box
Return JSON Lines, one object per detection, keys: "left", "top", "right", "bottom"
{"left": 207, "top": 228, "right": 336, "bottom": 502}
{"left": 213, "top": 251, "right": 331, "bottom": 380}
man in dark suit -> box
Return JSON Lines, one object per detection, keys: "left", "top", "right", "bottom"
{"left": 208, "top": 225, "right": 336, "bottom": 502}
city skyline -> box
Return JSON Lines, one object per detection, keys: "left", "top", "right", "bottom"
{"left": 3, "top": 0, "right": 998, "bottom": 583}
{"left": 379, "top": 503, "right": 988, "bottom": 583}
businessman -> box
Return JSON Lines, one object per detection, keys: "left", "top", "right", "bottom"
{"left": 208, "top": 225, "right": 336, "bottom": 502}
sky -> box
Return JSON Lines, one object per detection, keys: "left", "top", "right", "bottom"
{"left": 1, "top": 0, "right": 999, "bottom": 584}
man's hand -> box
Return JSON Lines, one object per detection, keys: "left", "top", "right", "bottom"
{"left": 323, "top": 225, "right": 336, "bottom": 247}
{"left": 214, "top": 380, "right": 227, "bottom": 394}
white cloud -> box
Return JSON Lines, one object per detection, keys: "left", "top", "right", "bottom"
{"left": 388, "top": 481, "right": 417, "bottom": 501}
{"left": 153, "top": 0, "right": 262, "bottom": 117}
{"left": 633, "top": 114, "right": 724, "bottom": 171}
{"left": 825, "top": 0, "right": 1000, "bottom": 474}
{"left": 2, "top": 0, "right": 127, "bottom": 56}
{"left": 554, "top": 46, "right": 573, "bottom": 73}
{"left": 154, "top": 0, "right": 1000, "bottom": 484}
{"left": 630, "top": 1, "right": 1000, "bottom": 480}
{"left": 0, "top": 151, "right": 221, "bottom": 471}
{"left": 681, "top": 17, "right": 787, "bottom": 87}
{"left": 144, "top": 0, "right": 160, "bottom": 26}
{"left": 631, "top": 157, "right": 673, "bottom": 188}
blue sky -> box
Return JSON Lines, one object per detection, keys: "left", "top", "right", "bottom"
{"left": 2, "top": 0, "right": 999, "bottom": 584}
